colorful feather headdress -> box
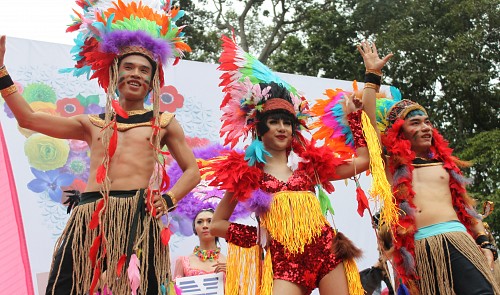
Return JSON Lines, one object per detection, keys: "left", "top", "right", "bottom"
{"left": 375, "top": 86, "right": 427, "bottom": 133}
{"left": 63, "top": 0, "right": 191, "bottom": 91}
{"left": 218, "top": 35, "right": 310, "bottom": 149}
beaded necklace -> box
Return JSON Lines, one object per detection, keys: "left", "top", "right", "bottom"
{"left": 193, "top": 246, "right": 221, "bottom": 261}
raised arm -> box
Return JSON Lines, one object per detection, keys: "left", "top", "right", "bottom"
{"left": 334, "top": 41, "right": 393, "bottom": 179}
{"left": 162, "top": 117, "right": 201, "bottom": 201}
{"left": 0, "top": 36, "right": 88, "bottom": 141}
{"left": 357, "top": 41, "right": 393, "bottom": 141}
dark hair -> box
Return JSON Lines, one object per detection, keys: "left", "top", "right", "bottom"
{"left": 192, "top": 208, "right": 219, "bottom": 244}
{"left": 255, "top": 82, "right": 298, "bottom": 136}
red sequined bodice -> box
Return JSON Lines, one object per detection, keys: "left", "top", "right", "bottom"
{"left": 261, "top": 169, "right": 314, "bottom": 193}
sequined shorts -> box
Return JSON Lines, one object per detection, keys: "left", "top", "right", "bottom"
{"left": 270, "top": 225, "right": 341, "bottom": 294}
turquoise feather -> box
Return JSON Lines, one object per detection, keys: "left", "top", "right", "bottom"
{"left": 244, "top": 139, "right": 271, "bottom": 166}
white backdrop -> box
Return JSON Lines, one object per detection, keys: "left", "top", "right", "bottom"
{"left": 0, "top": 37, "right": 383, "bottom": 294}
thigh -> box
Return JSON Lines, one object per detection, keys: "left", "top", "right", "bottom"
{"left": 273, "top": 279, "right": 308, "bottom": 295}
{"left": 449, "top": 243, "right": 494, "bottom": 295}
{"left": 318, "top": 262, "right": 349, "bottom": 295}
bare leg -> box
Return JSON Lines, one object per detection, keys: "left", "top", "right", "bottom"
{"left": 273, "top": 279, "right": 308, "bottom": 295}
{"left": 318, "top": 263, "right": 349, "bottom": 295}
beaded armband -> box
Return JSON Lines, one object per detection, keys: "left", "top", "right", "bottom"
{"left": 347, "top": 109, "right": 367, "bottom": 148}
{"left": 0, "top": 65, "right": 17, "bottom": 98}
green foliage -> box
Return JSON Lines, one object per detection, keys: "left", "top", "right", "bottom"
{"left": 458, "top": 130, "right": 500, "bottom": 243}
{"left": 184, "top": 0, "right": 500, "bottom": 239}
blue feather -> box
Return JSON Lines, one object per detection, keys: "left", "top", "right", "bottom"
{"left": 390, "top": 86, "right": 402, "bottom": 102}
{"left": 397, "top": 281, "right": 410, "bottom": 295}
{"left": 244, "top": 139, "right": 271, "bottom": 166}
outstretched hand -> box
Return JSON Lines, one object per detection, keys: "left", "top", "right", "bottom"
{"left": 0, "top": 35, "right": 6, "bottom": 67}
{"left": 357, "top": 41, "right": 393, "bottom": 72}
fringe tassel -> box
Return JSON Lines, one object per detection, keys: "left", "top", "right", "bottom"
{"left": 361, "top": 111, "right": 398, "bottom": 228}
{"left": 415, "top": 231, "right": 500, "bottom": 295}
{"left": 225, "top": 243, "right": 261, "bottom": 295}
{"left": 343, "top": 258, "right": 364, "bottom": 295}
{"left": 261, "top": 191, "right": 326, "bottom": 254}
{"left": 259, "top": 249, "right": 273, "bottom": 295}
{"left": 48, "top": 192, "right": 170, "bottom": 295}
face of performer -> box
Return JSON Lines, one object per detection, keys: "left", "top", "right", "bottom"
{"left": 402, "top": 112, "right": 433, "bottom": 157}
{"left": 194, "top": 210, "right": 216, "bottom": 242}
{"left": 260, "top": 113, "right": 293, "bottom": 152}
{"left": 117, "top": 54, "right": 153, "bottom": 101}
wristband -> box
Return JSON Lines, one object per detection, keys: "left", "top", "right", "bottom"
{"left": 364, "top": 82, "right": 380, "bottom": 92}
{"left": 347, "top": 109, "right": 367, "bottom": 148}
{"left": 475, "top": 234, "right": 489, "bottom": 246}
{"left": 366, "top": 69, "right": 382, "bottom": 76}
{"left": 365, "top": 72, "right": 381, "bottom": 86}
{"left": 161, "top": 192, "right": 177, "bottom": 212}
{"left": 0, "top": 65, "right": 7, "bottom": 78}
{"left": 1, "top": 84, "right": 17, "bottom": 98}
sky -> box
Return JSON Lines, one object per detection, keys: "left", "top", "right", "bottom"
{"left": 1, "top": 0, "right": 86, "bottom": 45}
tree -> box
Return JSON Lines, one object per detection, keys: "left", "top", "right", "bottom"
{"left": 458, "top": 130, "right": 500, "bottom": 243}
{"left": 180, "top": 0, "right": 326, "bottom": 63}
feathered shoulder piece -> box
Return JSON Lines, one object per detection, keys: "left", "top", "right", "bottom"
{"left": 218, "top": 35, "right": 309, "bottom": 147}
{"left": 62, "top": 0, "right": 191, "bottom": 90}
{"left": 309, "top": 86, "right": 358, "bottom": 158}
{"left": 201, "top": 150, "right": 263, "bottom": 202}
{"left": 296, "top": 139, "right": 347, "bottom": 193}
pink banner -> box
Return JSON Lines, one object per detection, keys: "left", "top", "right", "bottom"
{"left": 0, "top": 122, "right": 34, "bottom": 294}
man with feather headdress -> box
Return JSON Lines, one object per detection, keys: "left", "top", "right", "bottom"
{"left": 0, "top": 1, "right": 199, "bottom": 294}
{"left": 358, "top": 41, "right": 500, "bottom": 294}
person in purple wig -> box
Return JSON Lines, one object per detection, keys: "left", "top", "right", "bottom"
{"left": 0, "top": 1, "right": 199, "bottom": 294}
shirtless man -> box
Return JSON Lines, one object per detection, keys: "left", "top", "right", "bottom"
{"left": 0, "top": 14, "right": 199, "bottom": 293}
{"left": 358, "top": 41, "right": 500, "bottom": 294}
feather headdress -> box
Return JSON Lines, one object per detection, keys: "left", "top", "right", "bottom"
{"left": 63, "top": 0, "right": 191, "bottom": 91}
{"left": 218, "top": 35, "right": 310, "bottom": 148}
{"left": 375, "top": 86, "right": 427, "bottom": 133}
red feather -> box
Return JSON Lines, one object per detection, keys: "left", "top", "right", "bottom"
{"left": 161, "top": 169, "right": 170, "bottom": 191}
{"left": 108, "top": 123, "right": 118, "bottom": 158}
{"left": 96, "top": 164, "right": 106, "bottom": 184}
{"left": 89, "top": 234, "right": 102, "bottom": 268}
{"left": 355, "top": 186, "right": 369, "bottom": 217}
{"left": 116, "top": 254, "right": 127, "bottom": 277}
{"left": 89, "top": 261, "right": 101, "bottom": 295}
{"left": 147, "top": 190, "right": 157, "bottom": 217}
{"left": 111, "top": 100, "right": 129, "bottom": 118}
{"left": 205, "top": 151, "right": 262, "bottom": 202}
{"left": 89, "top": 199, "right": 105, "bottom": 230}
{"left": 161, "top": 227, "right": 172, "bottom": 246}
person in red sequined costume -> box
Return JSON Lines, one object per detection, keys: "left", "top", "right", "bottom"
{"left": 205, "top": 36, "right": 393, "bottom": 295}
{"left": 205, "top": 43, "right": 392, "bottom": 295}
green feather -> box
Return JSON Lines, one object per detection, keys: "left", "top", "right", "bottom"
{"left": 316, "top": 184, "right": 334, "bottom": 216}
